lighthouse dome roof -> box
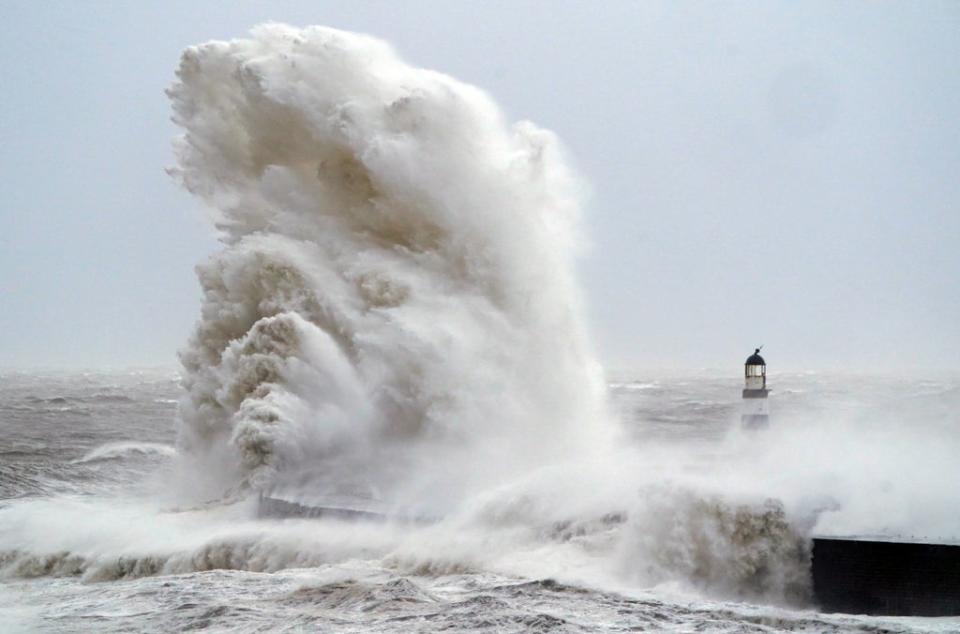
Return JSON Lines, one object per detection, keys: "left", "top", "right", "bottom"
{"left": 746, "top": 349, "right": 765, "bottom": 366}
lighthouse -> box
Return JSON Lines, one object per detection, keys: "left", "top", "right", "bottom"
{"left": 741, "top": 347, "right": 769, "bottom": 428}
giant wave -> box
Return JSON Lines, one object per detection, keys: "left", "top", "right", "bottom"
{"left": 168, "top": 24, "right": 609, "bottom": 511}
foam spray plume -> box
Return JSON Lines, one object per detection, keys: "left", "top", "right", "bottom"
{"left": 169, "top": 23, "right": 609, "bottom": 513}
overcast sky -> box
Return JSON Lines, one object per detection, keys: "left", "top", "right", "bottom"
{"left": 1, "top": 1, "right": 957, "bottom": 372}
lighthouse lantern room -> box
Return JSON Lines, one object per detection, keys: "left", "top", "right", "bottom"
{"left": 741, "top": 347, "right": 769, "bottom": 428}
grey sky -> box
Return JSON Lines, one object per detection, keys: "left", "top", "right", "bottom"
{"left": 1, "top": 1, "right": 957, "bottom": 371}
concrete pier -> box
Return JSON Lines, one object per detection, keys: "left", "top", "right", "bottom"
{"left": 812, "top": 536, "right": 960, "bottom": 616}
{"left": 257, "top": 493, "right": 387, "bottom": 521}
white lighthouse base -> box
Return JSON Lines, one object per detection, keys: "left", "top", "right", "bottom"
{"left": 741, "top": 389, "right": 769, "bottom": 428}
{"left": 741, "top": 413, "right": 769, "bottom": 428}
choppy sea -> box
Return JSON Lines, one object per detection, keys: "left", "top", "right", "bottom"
{"left": 1, "top": 368, "right": 958, "bottom": 633}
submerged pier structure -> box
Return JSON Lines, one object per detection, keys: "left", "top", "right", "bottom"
{"left": 257, "top": 493, "right": 387, "bottom": 521}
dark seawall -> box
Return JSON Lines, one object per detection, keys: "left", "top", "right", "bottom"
{"left": 812, "top": 537, "right": 960, "bottom": 616}
{"left": 257, "top": 495, "right": 386, "bottom": 521}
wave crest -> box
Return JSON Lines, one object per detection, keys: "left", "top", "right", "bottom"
{"left": 73, "top": 442, "right": 177, "bottom": 464}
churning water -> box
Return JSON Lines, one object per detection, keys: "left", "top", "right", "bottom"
{"left": 2, "top": 24, "right": 959, "bottom": 633}
{"left": 2, "top": 370, "right": 959, "bottom": 632}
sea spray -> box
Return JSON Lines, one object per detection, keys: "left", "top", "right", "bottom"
{"left": 168, "top": 24, "right": 609, "bottom": 508}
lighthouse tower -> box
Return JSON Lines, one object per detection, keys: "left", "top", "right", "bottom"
{"left": 741, "top": 348, "right": 769, "bottom": 428}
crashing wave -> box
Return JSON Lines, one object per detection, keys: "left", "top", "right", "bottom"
{"left": 168, "top": 23, "right": 608, "bottom": 506}
{"left": 72, "top": 442, "right": 177, "bottom": 464}
{"left": 618, "top": 484, "right": 811, "bottom": 605}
